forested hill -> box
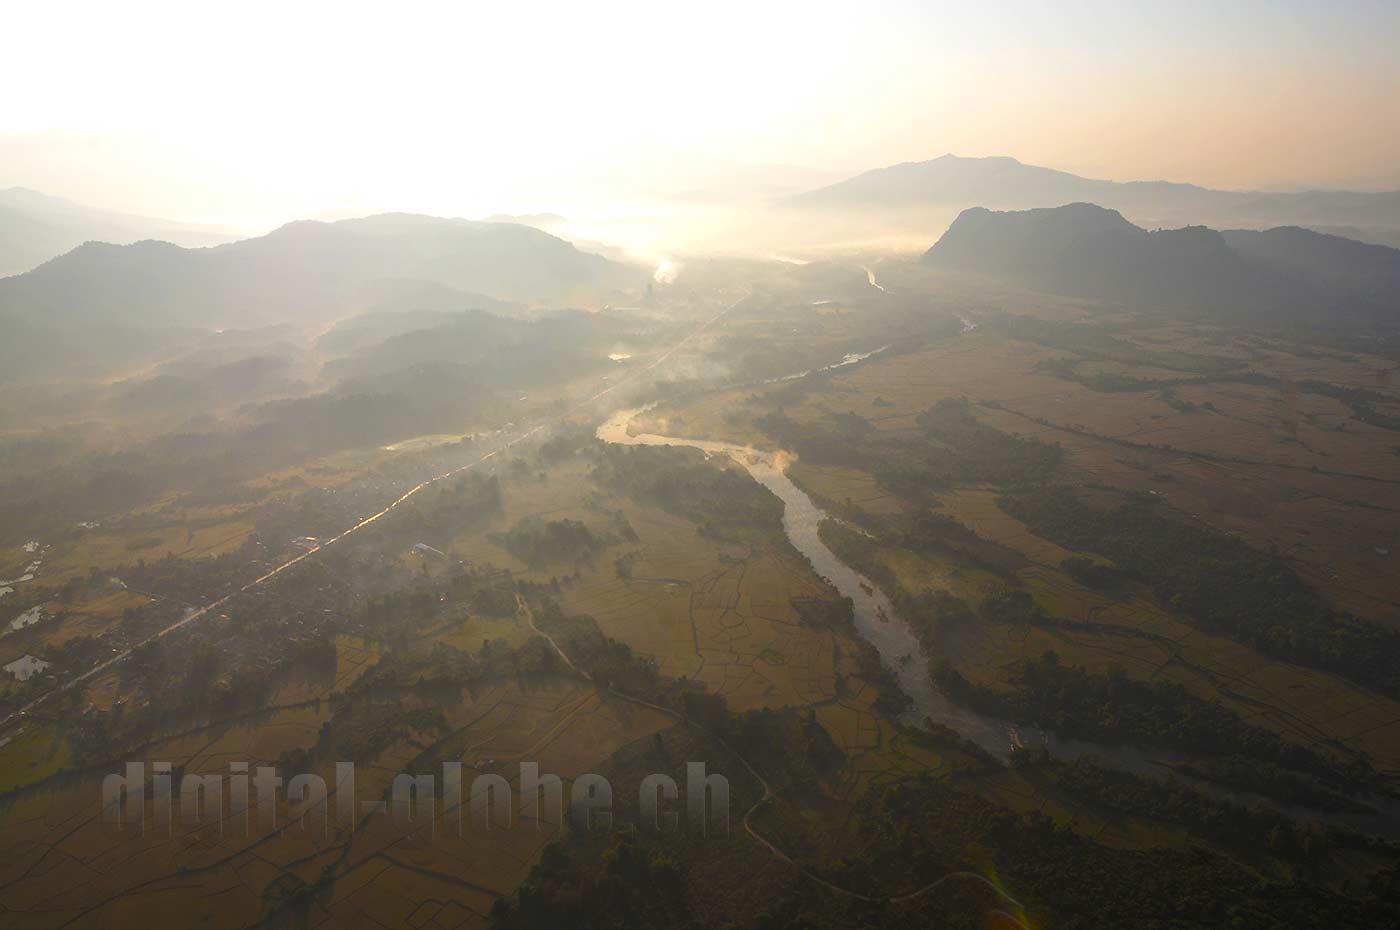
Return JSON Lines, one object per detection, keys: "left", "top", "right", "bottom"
{"left": 924, "top": 202, "right": 1400, "bottom": 325}
{"left": 0, "top": 213, "right": 644, "bottom": 381}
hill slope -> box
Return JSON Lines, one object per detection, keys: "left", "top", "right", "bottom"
{"left": 0, "top": 187, "right": 236, "bottom": 277}
{"left": 1220, "top": 226, "right": 1400, "bottom": 301}
{"left": 788, "top": 154, "right": 1400, "bottom": 242}
{"left": 923, "top": 203, "right": 1400, "bottom": 324}
{"left": 0, "top": 213, "right": 643, "bottom": 381}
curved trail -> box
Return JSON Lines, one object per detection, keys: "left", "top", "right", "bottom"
{"left": 519, "top": 595, "right": 1029, "bottom": 919}
{"left": 0, "top": 295, "right": 748, "bottom": 731}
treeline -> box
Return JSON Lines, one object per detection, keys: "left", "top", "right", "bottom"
{"left": 295, "top": 635, "right": 571, "bottom": 771}
{"left": 121, "top": 537, "right": 266, "bottom": 603}
{"left": 818, "top": 517, "right": 1009, "bottom": 650}
{"left": 1060, "top": 554, "right": 1128, "bottom": 589}
{"left": 1299, "top": 379, "right": 1400, "bottom": 432}
{"left": 820, "top": 504, "right": 1024, "bottom": 587}
{"left": 0, "top": 447, "right": 166, "bottom": 547}
{"left": 1032, "top": 358, "right": 1400, "bottom": 433}
{"left": 1173, "top": 757, "right": 1375, "bottom": 814}
{"left": 786, "top": 591, "right": 911, "bottom": 718}
{"left": 492, "top": 833, "right": 690, "bottom": 930}
{"left": 590, "top": 444, "right": 785, "bottom": 541}
{"left": 361, "top": 564, "right": 517, "bottom": 638}
{"left": 825, "top": 773, "right": 1398, "bottom": 930}
{"left": 530, "top": 600, "right": 666, "bottom": 701}
{"left": 536, "top": 424, "right": 597, "bottom": 465}
{"left": 992, "top": 313, "right": 1245, "bottom": 375}
{"left": 822, "top": 512, "right": 1380, "bottom": 808}
{"left": 0, "top": 387, "right": 493, "bottom": 546}
{"left": 527, "top": 599, "right": 800, "bottom": 733}
{"left": 382, "top": 472, "right": 503, "bottom": 540}
{"left": 754, "top": 409, "right": 878, "bottom": 470}
{"left": 999, "top": 486, "right": 1400, "bottom": 699}
{"left": 490, "top": 721, "right": 760, "bottom": 930}
{"left": 68, "top": 632, "right": 338, "bottom": 766}
{"left": 492, "top": 517, "right": 607, "bottom": 567}
{"left": 908, "top": 397, "right": 1063, "bottom": 486}
{"left": 488, "top": 646, "right": 1400, "bottom": 930}
{"left": 529, "top": 596, "right": 849, "bottom": 793}
{"left": 934, "top": 651, "right": 1372, "bottom": 802}
{"left": 1042, "top": 756, "right": 1391, "bottom": 863}
{"left": 242, "top": 384, "right": 478, "bottom": 456}
{"left": 342, "top": 636, "right": 563, "bottom": 705}
{"left": 757, "top": 397, "right": 1061, "bottom": 496}
{"left": 491, "top": 703, "right": 850, "bottom": 930}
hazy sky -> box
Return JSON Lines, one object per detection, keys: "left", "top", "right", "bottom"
{"left": 4, "top": 0, "right": 1399, "bottom": 230}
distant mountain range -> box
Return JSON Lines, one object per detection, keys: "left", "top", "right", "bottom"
{"left": 787, "top": 155, "right": 1400, "bottom": 248}
{"left": 0, "top": 212, "right": 643, "bottom": 381}
{"left": 483, "top": 212, "right": 568, "bottom": 229}
{"left": 0, "top": 187, "right": 237, "bottom": 277}
{"left": 923, "top": 202, "right": 1400, "bottom": 325}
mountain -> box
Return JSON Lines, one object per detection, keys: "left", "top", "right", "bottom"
{"left": 792, "top": 155, "right": 1123, "bottom": 209}
{"left": 786, "top": 155, "right": 1400, "bottom": 246}
{"left": 0, "top": 187, "right": 236, "bottom": 277}
{"left": 0, "top": 213, "right": 644, "bottom": 381}
{"left": 484, "top": 212, "right": 567, "bottom": 229}
{"left": 1220, "top": 226, "right": 1400, "bottom": 301}
{"left": 315, "top": 304, "right": 517, "bottom": 357}
{"left": 923, "top": 203, "right": 1400, "bottom": 324}
{"left": 323, "top": 308, "right": 623, "bottom": 386}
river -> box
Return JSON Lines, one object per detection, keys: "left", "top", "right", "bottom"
{"left": 596, "top": 405, "right": 1400, "bottom": 836}
{"left": 599, "top": 406, "right": 1065, "bottom": 757}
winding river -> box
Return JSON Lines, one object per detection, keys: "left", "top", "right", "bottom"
{"left": 596, "top": 405, "right": 1400, "bottom": 837}
{"left": 599, "top": 406, "right": 1042, "bottom": 757}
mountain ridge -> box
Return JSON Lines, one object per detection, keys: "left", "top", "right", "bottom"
{"left": 0, "top": 187, "right": 238, "bottom": 276}
{"left": 2, "top": 212, "right": 640, "bottom": 321}
{"left": 923, "top": 202, "right": 1400, "bottom": 324}
{"left": 786, "top": 154, "right": 1400, "bottom": 243}
{"left": 0, "top": 211, "right": 644, "bottom": 382}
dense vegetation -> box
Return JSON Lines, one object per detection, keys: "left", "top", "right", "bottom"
{"left": 1036, "top": 757, "right": 1396, "bottom": 864}
{"left": 529, "top": 599, "right": 668, "bottom": 701}
{"left": 818, "top": 516, "right": 1017, "bottom": 648}
{"left": 0, "top": 391, "right": 506, "bottom": 549}
{"left": 994, "top": 313, "right": 1245, "bottom": 374}
{"left": 1033, "top": 349, "right": 1400, "bottom": 434}
{"left": 824, "top": 773, "right": 1397, "bottom": 929}
{"left": 590, "top": 444, "right": 786, "bottom": 541}
{"left": 1299, "top": 379, "right": 1400, "bottom": 431}
{"left": 493, "top": 517, "right": 608, "bottom": 567}
{"left": 1172, "top": 756, "right": 1376, "bottom": 814}
{"left": 1060, "top": 554, "right": 1128, "bottom": 589}
{"left": 494, "top": 725, "right": 1400, "bottom": 930}
{"left": 381, "top": 472, "right": 503, "bottom": 540}
{"left": 935, "top": 650, "right": 1374, "bottom": 804}
{"left": 363, "top": 564, "right": 519, "bottom": 630}
{"left": 999, "top": 487, "right": 1400, "bottom": 699}
{"left": 758, "top": 397, "right": 1061, "bottom": 494}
